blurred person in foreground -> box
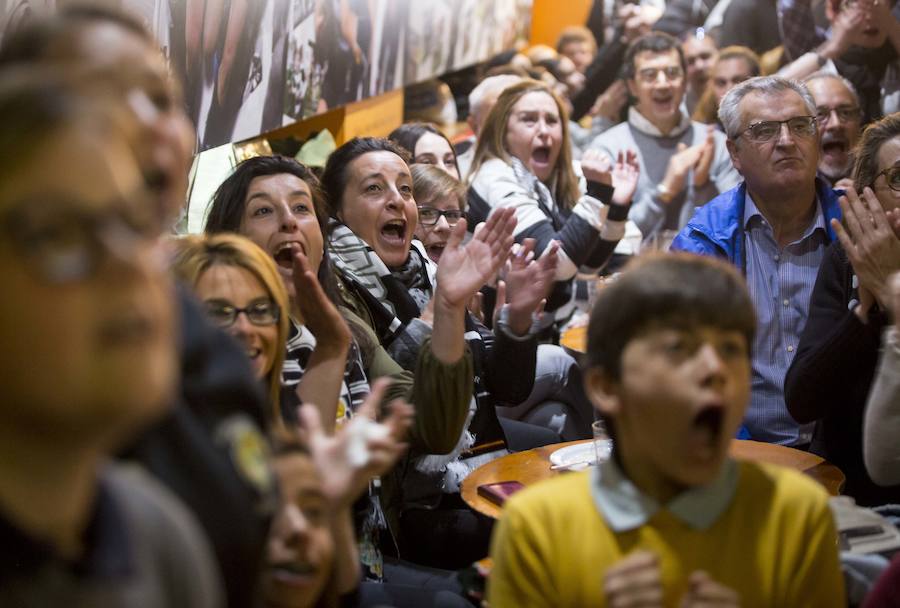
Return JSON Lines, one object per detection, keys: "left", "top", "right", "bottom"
{"left": 0, "top": 7, "right": 279, "bottom": 606}
{"left": 487, "top": 254, "right": 844, "bottom": 607}
{"left": 0, "top": 68, "right": 222, "bottom": 607}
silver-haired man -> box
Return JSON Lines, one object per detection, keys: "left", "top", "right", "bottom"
{"left": 671, "top": 76, "right": 843, "bottom": 448}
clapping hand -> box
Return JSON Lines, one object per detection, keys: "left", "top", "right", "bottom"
{"left": 603, "top": 551, "right": 664, "bottom": 608}
{"left": 435, "top": 207, "right": 516, "bottom": 309}
{"left": 831, "top": 187, "right": 900, "bottom": 311}
{"left": 496, "top": 239, "right": 559, "bottom": 335}
{"left": 693, "top": 126, "right": 716, "bottom": 188}
{"left": 291, "top": 246, "right": 352, "bottom": 354}
{"left": 295, "top": 378, "right": 413, "bottom": 510}
{"left": 679, "top": 571, "right": 741, "bottom": 608}
{"left": 610, "top": 150, "right": 640, "bottom": 206}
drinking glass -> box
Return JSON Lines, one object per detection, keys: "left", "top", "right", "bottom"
{"left": 592, "top": 419, "right": 613, "bottom": 464}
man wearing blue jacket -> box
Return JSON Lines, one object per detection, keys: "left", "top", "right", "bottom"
{"left": 671, "top": 76, "right": 842, "bottom": 447}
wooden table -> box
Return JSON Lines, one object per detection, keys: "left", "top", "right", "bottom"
{"left": 461, "top": 439, "right": 845, "bottom": 519}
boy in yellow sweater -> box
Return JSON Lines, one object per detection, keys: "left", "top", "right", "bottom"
{"left": 488, "top": 254, "right": 844, "bottom": 607}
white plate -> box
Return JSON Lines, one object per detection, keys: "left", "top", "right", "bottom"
{"left": 549, "top": 442, "right": 609, "bottom": 468}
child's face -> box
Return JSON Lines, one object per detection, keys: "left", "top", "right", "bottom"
{"left": 587, "top": 324, "right": 750, "bottom": 499}
{"left": 264, "top": 453, "right": 334, "bottom": 608}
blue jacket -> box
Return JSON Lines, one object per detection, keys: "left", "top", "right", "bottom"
{"left": 671, "top": 178, "right": 843, "bottom": 441}
{"left": 671, "top": 179, "right": 843, "bottom": 269}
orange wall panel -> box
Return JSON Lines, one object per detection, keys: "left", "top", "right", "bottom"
{"left": 529, "top": 0, "right": 592, "bottom": 48}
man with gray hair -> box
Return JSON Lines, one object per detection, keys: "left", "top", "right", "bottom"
{"left": 671, "top": 76, "right": 843, "bottom": 447}
{"left": 456, "top": 74, "right": 524, "bottom": 178}
{"left": 804, "top": 72, "right": 863, "bottom": 189}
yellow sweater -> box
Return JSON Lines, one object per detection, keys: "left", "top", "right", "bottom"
{"left": 487, "top": 461, "right": 844, "bottom": 608}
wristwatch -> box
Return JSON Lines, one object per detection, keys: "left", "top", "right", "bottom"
{"left": 655, "top": 183, "right": 674, "bottom": 204}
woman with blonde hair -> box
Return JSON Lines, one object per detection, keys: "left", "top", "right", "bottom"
{"left": 467, "top": 79, "right": 638, "bottom": 313}
{"left": 171, "top": 233, "right": 290, "bottom": 424}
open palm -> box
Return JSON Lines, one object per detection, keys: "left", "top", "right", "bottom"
{"left": 436, "top": 207, "right": 517, "bottom": 307}
{"left": 502, "top": 239, "right": 559, "bottom": 318}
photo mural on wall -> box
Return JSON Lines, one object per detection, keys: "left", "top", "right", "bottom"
{"left": 0, "top": 0, "right": 532, "bottom": 150}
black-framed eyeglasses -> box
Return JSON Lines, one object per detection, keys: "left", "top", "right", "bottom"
{"left": 417, "top": 206, "right": 464, "bottom": 227}
{"left": 738, "top": 116, "right": 818, "bottom": 143}
{"left": 872, "top": 166, "right": 900, "bottom": 192}
{"left": 204, "top": 299, "right": 280, "bottom": 328}
{"left": 1, "top": 195, "right": 158, "bottom": 285}
{"left": 815, "top": 105, "right": 861, "bottom": 125}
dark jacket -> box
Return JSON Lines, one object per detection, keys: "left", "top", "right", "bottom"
{"left": 784, "top": 241, "right": 900, "bottom": 506}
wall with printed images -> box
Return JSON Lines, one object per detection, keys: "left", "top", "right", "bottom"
{"left": 0, "top": 0, "right": 534, "bottom": 150}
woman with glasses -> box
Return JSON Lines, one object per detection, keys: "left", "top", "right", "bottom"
{"left": 411, "top": 164, "right": 466, "bottom": 264}
{"left": 171, "top": 234, "right": 291, "bottom": 423}
{"left": 785, "top": 111, "right": 900, "bottom": 508}
{"left": 320, "top": 136, "right": 561, "bottom": 569}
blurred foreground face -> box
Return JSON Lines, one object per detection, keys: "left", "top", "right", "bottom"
{"left": 264, "top": 452, "right": 334, "bottom": 608}
{"left": 0, "top": 122, "right": 177, "bottom": 440}
{"left": 588, "top": 325, "right": 750, "bottom": 498}
{"left": 78, "top": 21, "right": 196, "bottom": 229}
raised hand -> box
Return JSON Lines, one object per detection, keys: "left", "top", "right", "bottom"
{"left": 692, "top": 126, "right": 716, "bottom": 188}
{"left": 611, "top": 149, "right": 641, "bottom": 206}
{"left": 296, "top": 378, "right": 413, "bottom": 510}
{"left": 582, "top": 147, "right": 615, "bottom": 187}
{"left": 603, "top": 551, "right": 664, "bottom": 608}
{"left": 660, "top": 142, "right": 706, "bottom": 202}
{"left": 499, "top": 239, "right": 559, "bottom": 335}
{"left": 434, "top": 207, "right": 517, "bottom": 308}
{"left": 679, "top": 571, "right": 740, "bottom": 608}
{"left": 591, "top": 80, "right": 629, "bottom": 124}
{"left": 291, "top": 246, "right": 352, "bottom": 354}
{"left": 830, "top": 187, "right": 900, "bottom": 310}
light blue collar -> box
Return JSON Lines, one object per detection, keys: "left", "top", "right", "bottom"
{"left": 590, "top": 458, "right": 740, "bottom": 532}
{"left": 742, "top": 191, "right": 827, "bottom": 242}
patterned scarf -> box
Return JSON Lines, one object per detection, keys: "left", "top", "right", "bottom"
{"left": 326, "top": 220, "right": 509, "bottom": 490}
{"left": 327, "top": 220, "right": 436, "bottom": 347}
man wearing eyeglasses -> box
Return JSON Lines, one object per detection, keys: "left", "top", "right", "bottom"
{"left": 805, "top": 72, "right": 863, "bottom": 188}
{"left": 589, "top": 33, "right": 740, "bottom": 242}
{"left": 672, "top": 76, "right": 844, "bottom": 448}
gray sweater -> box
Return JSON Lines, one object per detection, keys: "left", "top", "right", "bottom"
{"left": 0, "top": 464, "right": 223, "bottom": 608}
{"left": 588, "top": 107, "right": 740, "bottom": 239}
{"left": 863, "top": 327, "right": 900, "bottom": 487}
